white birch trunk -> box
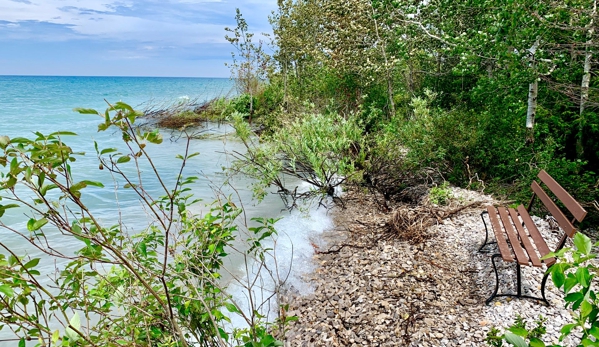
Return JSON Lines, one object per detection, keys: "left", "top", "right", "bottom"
{"left": 526, "top": 79, "right": 538, "bottom": 129}
{"left": 580, "top": 52, "right": 592, "bottom": 116}
{"left": 578, "top": 0, "right": 597, "bottom": 156}
{"left": 526, "top": 39, "right": 540, "bottom": 129}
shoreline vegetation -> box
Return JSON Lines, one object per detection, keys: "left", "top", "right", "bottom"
{"left": 142, "top": 97, "right": 230, "bottom": 129}
{"left": 2, "top": 0, "right": 599, "bottom": 346}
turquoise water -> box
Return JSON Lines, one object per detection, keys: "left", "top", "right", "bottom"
{"left": 0, "top": 75, "right": 241, "bottom": 241}
{"left": 0, "top": 76, "right": 329, "bottom": 341}
{"left": 0, "top": 75, "right": 235, "bottom": 137}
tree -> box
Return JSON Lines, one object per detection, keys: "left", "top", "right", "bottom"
{"left": 226, "top": 9, "right": 271, "bottom": 124}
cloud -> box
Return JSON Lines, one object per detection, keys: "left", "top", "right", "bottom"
{"left": 0, "top": 0, "right": 276, "bottom": 43}
{"left": 0, "top": 0, "right": 276, "bottom": 76}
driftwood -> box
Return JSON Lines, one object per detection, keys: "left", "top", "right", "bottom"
{"left": 389, "top": 200, "right": 485, "bottom": 244}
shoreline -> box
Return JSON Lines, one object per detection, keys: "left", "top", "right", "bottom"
{"left": 282, "top": 187, "right": 580, "bottom": 346}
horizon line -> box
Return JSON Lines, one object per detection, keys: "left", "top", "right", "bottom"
{"left": 0, "top": 74, "right": 231, "bottom": 79}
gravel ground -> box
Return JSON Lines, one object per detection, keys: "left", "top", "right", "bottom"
{"left": 281, "top": 187, "right": 588, "bottom": 346}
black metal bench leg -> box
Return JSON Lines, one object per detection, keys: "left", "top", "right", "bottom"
{"left": 486, "top": 256, "right": 551, "bottom": 306}
{"left": 517, "top": 263, "right": 522, "bottom": 297}
{"left": 540, "top": 270, "right": 551, "bottom": 306}
{"left": 486, "top": 254, "right": 501, "bottom": 305}
{"left": 479, "top": 211, "right": 497, "bottom": 252}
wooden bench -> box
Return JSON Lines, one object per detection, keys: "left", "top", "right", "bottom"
{"left": 479, "top": 170, "right": 587, "bottom": 305}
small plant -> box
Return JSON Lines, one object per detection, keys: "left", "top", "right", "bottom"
{"left": 429, "top": 182, "right": 452, "bottom": 205}
{"left": 486, "top": 232, "right": 598, "bottom": 346}
{"left": 486, "top": 316, "right": 547, "bottom": 347}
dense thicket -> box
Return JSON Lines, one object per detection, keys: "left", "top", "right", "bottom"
{"left": 231, "top": 0, "right": 598, "bottom": 219}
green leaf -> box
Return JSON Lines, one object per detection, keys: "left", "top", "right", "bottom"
{"left": 137, "top": 242, "right": 147, "bottom": 257}
{"left": 564, "top": 292, "right": 584, "bottom": 303}
{"left": 508, "top": 326, "right": 529, "bottom": 337}
{"left": 0, "top": 204, "right": 19, "bottom": 210}
{"left": 70, "top": 181, "right": 88, "bottom": 192}
{"left": 529, "top": 338, "right": 546, "bottom": 347}
{"left": 81, "top": 180, "right": 104, "bottom": 188}
{"left": 564, "top": 275, "right": 578, "bottom": 294}
{"left": 73, "top": 108, "right": 100, "bottom": 115}
{"left": 505, "top": 332, "right": 527, "bottom": 347}
{"left": 23, "top": 258, "right": 40, "bottom": 269}
{"left": 49, "top": 131, "right": 77, "bottom": 136}
{"left": 552, "top": 267, "right": 566, "bottom": 288}
{"left": 574, "top": 233, "right": 592, "bottom": 256}
{"left": 113, "top": 102, "right": 134, "bottom": 112}
{"left": 116, "top": 155, "right": 131, "bottom": 164}
{"left": 0, "top": 136, "right": 9, "bottom": 149}
{"left": 0, "top": 285, "right": 14, "bottom": 297}
{"left": 561, "top": 323, "right": 577, "bottom": 335}
{"left": 100, "top": 148, "right": 117, "bottom": 155}
{"left": 18, "top": 337, "right": 25, "bottom": 347}
{"left": 260, "top": 335, "right": 275, "bottom": 346}
{"left": 52, "top": 330, "right": 60, "bottom": 344}
{"left": 98, "top": 123, "right": 109, "bottom": 132}
{"left": 27, "top": 218, "right": 48, "bottom": 231}
{"left": 40, "top": 184, "right": 58, "bottom": 196}
{"left": 8, "top": 255, "right": 17, "bottom": 266}
{"left": 225, "top": 302, "right": 240, "bottom": 313}
{"left": 10, "top": 157, "right": 18, "bottom": 172}
{"left": 65, "top": 312, "right": 81, "bottom": 342}
{"left": 581, "top": 300, "right": 593, "bottom": 318}
{"left": 9, "top": 137, "right": 30, "bottom": 144}
{"left": 6, "top": 175, "right": 17, "bottom": 188}
{"left": 576, "top": 267, "right": 592, "bottom": 288}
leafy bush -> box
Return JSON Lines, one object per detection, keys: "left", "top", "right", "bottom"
{"left": 0, "top": 102, "right": 290, "bottom": 346}
{"left": 231, "top": 111, "right": 365, "bottom": 204}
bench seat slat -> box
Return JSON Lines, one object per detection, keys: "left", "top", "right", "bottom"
{"left": 508, "top": 207, "right": 542, "bottom": 267}
{"left": 517, "top": 205, "right": 556, "bottom": 266}
{"left": 498, "top": 207, "right": 529, "bottom": 265}
{"left": 487, "top": 206, "right": 514, "bottom": 262}
{"left": 531, "top": 181, "right": 576, "bottom": 237}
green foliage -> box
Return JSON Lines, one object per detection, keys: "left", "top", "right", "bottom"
{"left": 225, "top": 8, "right": 271, "bottom": 122}
{"left": 260, "top": 0, "right": 598, "bottom": 215}
{"left": 429, "top": 182, "right": 452, "bottom": 206}
{"left": 486, "top": 233, "right": 599, "bottom": 347}
{"left": 0, "top": 102, "right": 290, "bottom": 346}
{"left": 231, "top": 111, "right": 365, "bottom": 203}
{"left": 231, "top": 94, "right": 256, "bottom": 116}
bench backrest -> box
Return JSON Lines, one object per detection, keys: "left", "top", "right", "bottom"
{"left": 530, "top": 170, "right": 587, "bottom": 239}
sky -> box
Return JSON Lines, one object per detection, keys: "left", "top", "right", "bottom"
{"left": 0, "top": 0, "right": 277, "bottom": 77}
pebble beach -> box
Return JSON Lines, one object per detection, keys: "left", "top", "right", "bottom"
{"left": 282, "top": 187, "right": 587, "bottom": 346}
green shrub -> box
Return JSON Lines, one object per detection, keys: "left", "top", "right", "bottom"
{"left": 429, "top": 182, "right": 452, "bottom": 205}
{"left": 231, "top": 111, "right": 365, "bottom": 203}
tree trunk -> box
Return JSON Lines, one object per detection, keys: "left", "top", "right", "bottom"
{"left": 369, "top": 2, "right": 395, "bottom": 117}
{"left": 526, "top": 39, "right": 540, "bottom": 131}
{"left": 526, "top": 79, "right": 538, "bottom": 130}
{"left": 578, "top": 0, "right": 597, "bottom": 158}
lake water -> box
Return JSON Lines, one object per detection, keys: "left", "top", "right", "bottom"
{"left": 0, "top": 76, "right": 330, "bottom": 342}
